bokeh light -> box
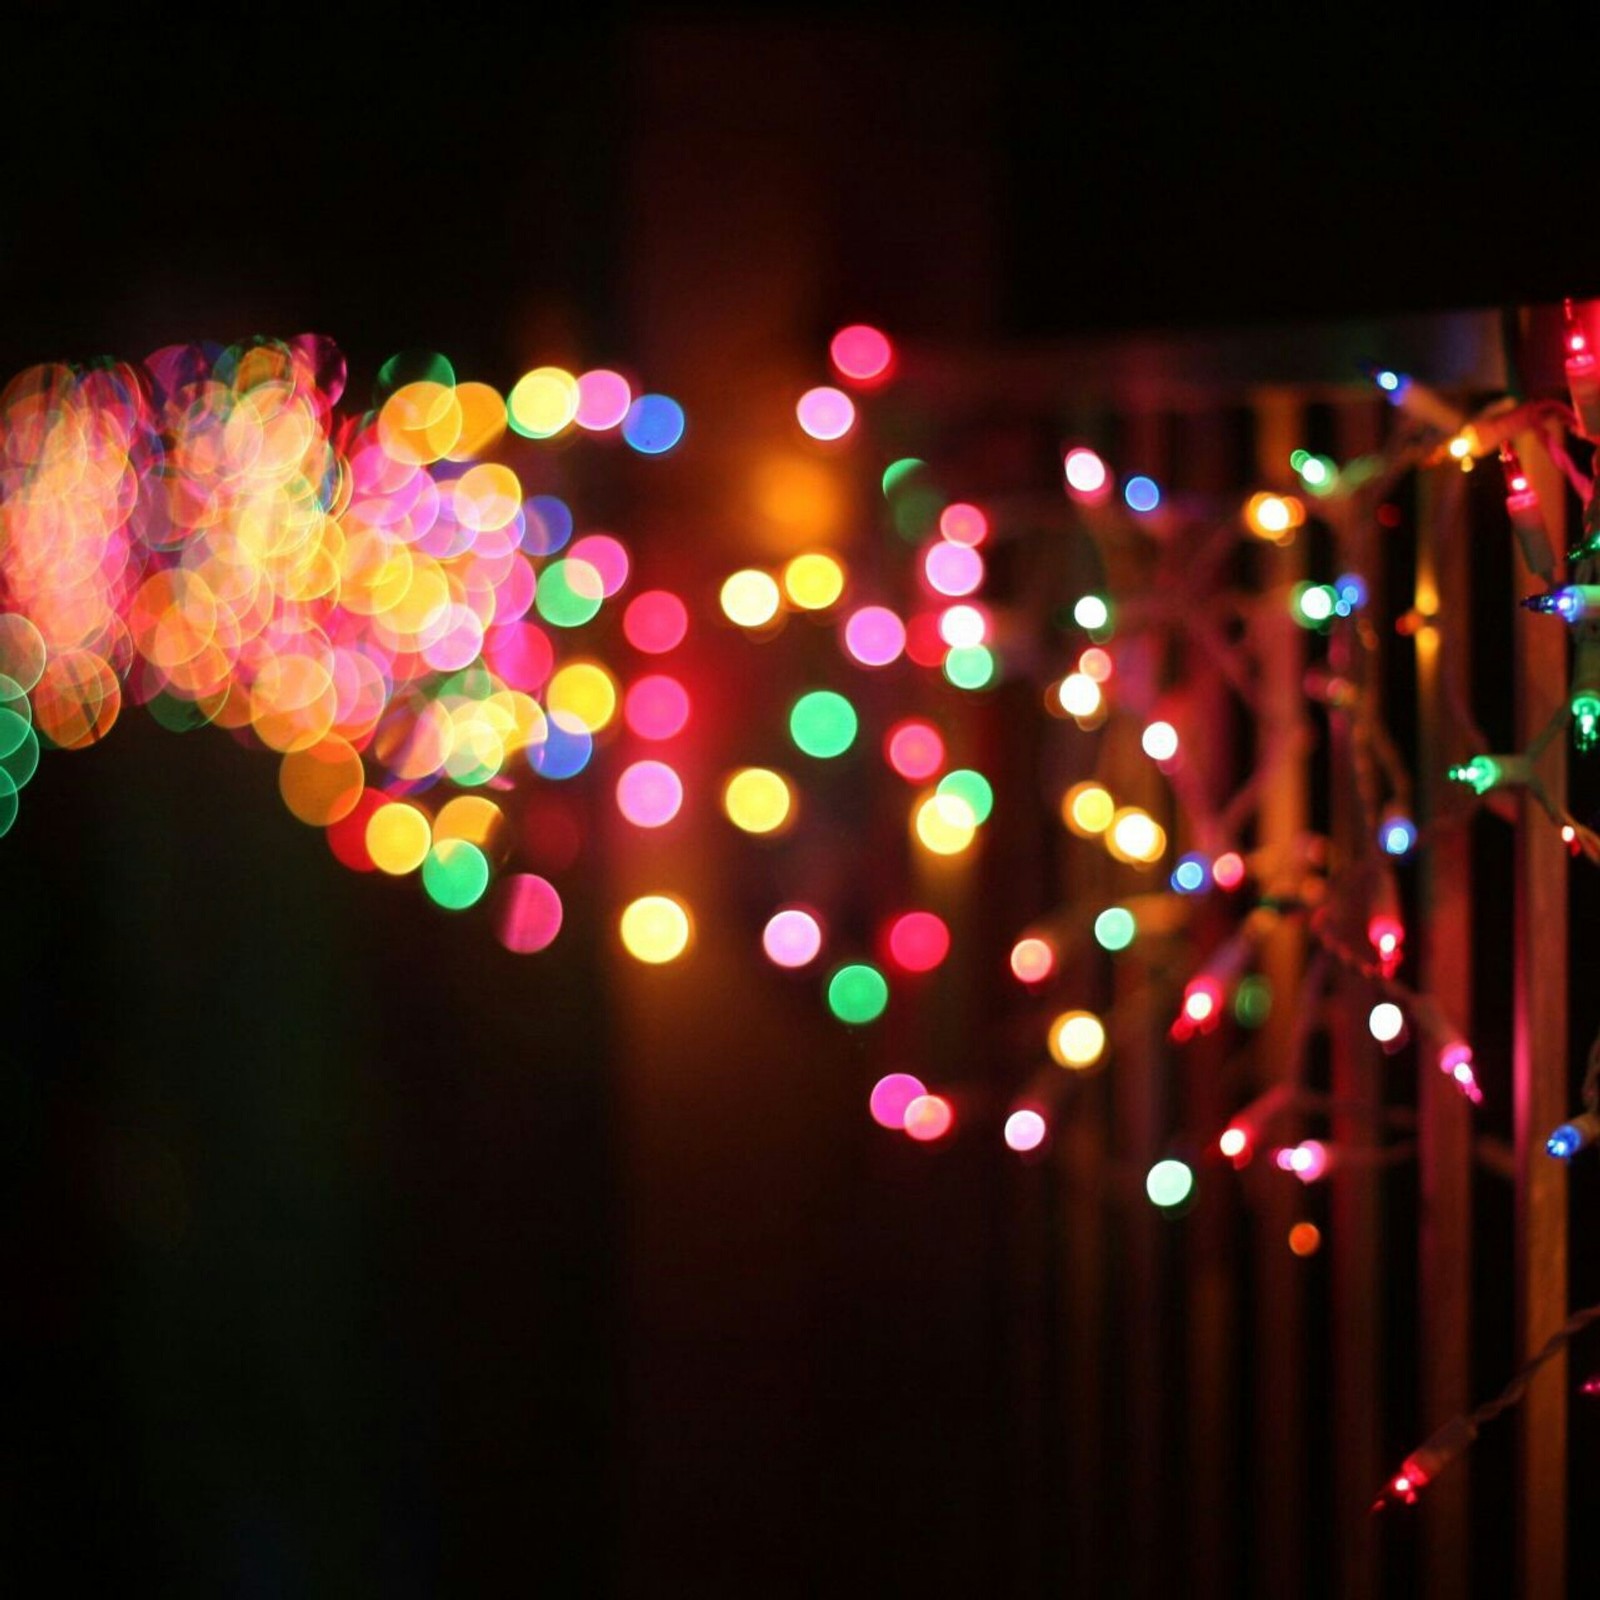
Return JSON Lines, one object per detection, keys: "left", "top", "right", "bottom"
{"left": 507, "top": 366, "right": 579, "bottom": 439}
{"left": 1062, "top": 781, "right": 1115, "bottom": 836}
{"left": 624, "top": 674, "right": 691, "bottom": 740}
{"left": 574, "top": 369, "right": 633, "bottom": 431}
{"left": 885, "top": 719, "right": 945, "bottom": 780}
{"left": 1107, "top": 807, "right": 1166, "bottom": 865}
{"left": 913, "top": 791, "right": 978, "bottom": 855}
{"left": 943, "top": 645, "right": 995, "bottom": 690}
{"left": 763, "top": 907, "right": 823, "bottom": 969}
{"left": 1146, "top": 1159, "right": 1195, "bottom": 1208}
{"left": 796, "top": 387, "right": 856, "bottom": 441}
{"left": 939, "top": 503, "right": 989, "bottom": 546}
{"left": 422, "top": 838, "right": 490, "bottom": 910}
{"left": 496, "top": 874, "right": 564, "bottom": 953}
{"left": 620, "top": 894, "right": 692, "bottom": 963}
{"left": 1289, "top": 1222, "right": 1322, "bottom": 1257}
{"left": 1369, "top": 1002, "right": 1405, "bottom": 1043}
{"left": 720, "top": 569, "right": 782, "bottom": 629}
{"left": 617, "top": 760, "right": 684, "bottom": 828}
{"left": 869, "top": 1072, "right": 926, "bottom": 1129}
{"left": 903, "top": 1094, "right": 954, "bottom": 1142}
{"left": 923, "top": 542, "right": 983, "bottom": 597}
{"left": 1142, "top": 720, "right": 1179, "bottom": 762}
{"left": 938, "top": 604, "right": 987, "bottom": 650}
{"left": 723, "top": 767, "right": 795, "bottom": 834}
{"left": 367, "top": 801, "right": 432, "bottom": 876}
{"left": 1010, "top": 935, "right": 1057, "bottom": 984}
{"left": 1056, "top": 673, "right": 1103, "bottom": 718}
{"left": 1093, "top": 906, "right": 1136, "bottom": 951}
{"left": 886, "top": 911, "right": 950, "bottom": 973}
{"left": 622, "top": 394, "right": 685, "bottom": 454}
{"left": 1005, "top": 1109, "right": 1048, "bottom": 1153}
{"left": 783, "top": 552, "right": 846, "bottom": 610}
{"left": 827, "top": 962, "right": 889, "bottom": 1024}
{"left": 1049, "top": 1010, "right": 1107, "bottom": 1070}
{"left": 1072, "top": 594, "right": 1111, "bottom": 632}
{"left": 844, "top": 606, "right": 906, "bottom": 667}
{"left": 1063, "top": 448, "right": 1109, "bottom": 498}
{"left": 623, "top": 590, "right": 689, "bottom": 654}
{"left": 789, "top": 690, "right": 857, "bottom": 758}
{"left": 1124, "top": 475, "right": 1161, "bottom": 512}
{"left": 1213, "top": 851, "right": 1247, "bottom": 890}
{"left": 936, "top": 768, "right": 993, "bottom": 824}
{"left": 829, "top": 325, "right": 894, "bottom": 385}
{"left": 547, "top": 661, "right": 619, "bottom": 732}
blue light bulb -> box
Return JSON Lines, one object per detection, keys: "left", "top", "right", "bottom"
{"left": 1380, "top": 816, "right": 1417, "bottom": 857}
{"left": 1548, "top": 1124, "right": 1584, "bottom": 1160}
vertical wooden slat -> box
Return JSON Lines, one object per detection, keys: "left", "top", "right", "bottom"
{"left": 1415, "top": 460, "right": 1473, "bottom": 1600}
{"left": 1512, "top": 423, "right": 1569, "bottom": 1599}
{"left": 1251, "top": 390, "right": 1309, "bottom": 1593}
{"left": 1327, "top": 403, "right": 1385, "bottom": 1595}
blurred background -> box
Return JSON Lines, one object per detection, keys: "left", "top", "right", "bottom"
{"left": 2, "top": 13, "right": 1597, "bottom": 1595}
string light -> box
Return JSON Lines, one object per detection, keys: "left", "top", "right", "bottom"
{"left": 1276, "top": 1140, "right": 1331, "bottom": 1184}
{"left": 1374, "top": 1304, "right": 1600, "bottom": 1514}
{"left": 1500, "top": 444, "right": 1555, "bottom": 580}
{"left": 1446, "top": 754, "right": 1533, "bottom": 795}
{"left": 1523, "top": 584, "right": 1600, "bottom": 623}
{"left": 1438, "top": 1041, "right": 1483, "bottom": 1105}
{"left": 1218, "top": 1084, "right": 1292, "bottom": 1168}
{"left": 1564, "top": 298, "right": 1600, "bottom": 438}
{"left": 1546, "top": 1110, "right": 1600, "bottom": 1160}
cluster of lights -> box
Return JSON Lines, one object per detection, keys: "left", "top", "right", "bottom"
{"left": 1059, "top": 782, "right": 1167, "bottom": 867}
{"left": 0, "top": 334, "right": 711, "bottom": 942}
{"left": 869, "top": 1073, "right": 953, "bottom": 1143}
{"left": 1063, "top": 446, "right": 1165, "bottom": 521}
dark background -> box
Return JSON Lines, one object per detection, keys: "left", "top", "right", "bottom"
{"left": 3, "top": 11, "right": 1598, "bottom": 1594}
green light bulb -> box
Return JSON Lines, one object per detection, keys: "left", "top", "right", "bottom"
{"left": 1446, "top": 755, "right": 1501, "bottom": 795}
{"left": 1574, "top": 693, "right": 1600, "bottom": 753}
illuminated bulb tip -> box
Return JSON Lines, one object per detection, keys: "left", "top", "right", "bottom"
{"left": 1219, "top": 1127, "right": 1248, "bottom": 1160}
